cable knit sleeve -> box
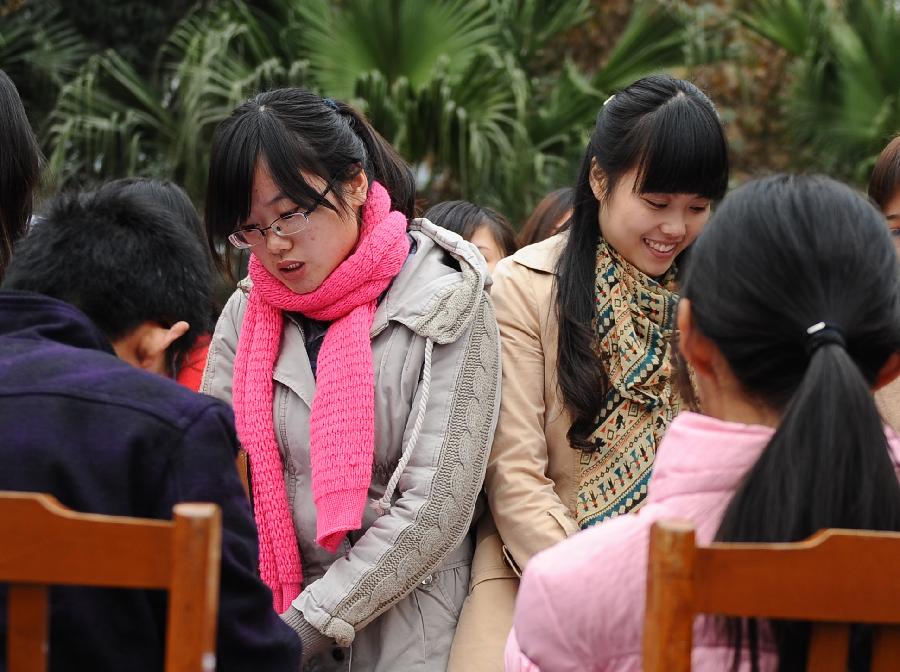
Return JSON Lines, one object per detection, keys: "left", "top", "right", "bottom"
{"left": 293, "top": 293, "right": 501, "bottom": 645}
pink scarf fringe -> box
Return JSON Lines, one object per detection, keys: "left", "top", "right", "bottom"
{"left": 231, "top": 181, "right": 410, "bottom": 612}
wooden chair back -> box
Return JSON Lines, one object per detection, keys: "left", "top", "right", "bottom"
{"left": 643, "top": 519, "right": 900, "bottom": 672}
{"left": 0, "top": 492, "right": 221, "bottom": 672}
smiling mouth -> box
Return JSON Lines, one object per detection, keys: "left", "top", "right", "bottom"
{"left": 643, "top": 238, "right": 678, "bottom": 255}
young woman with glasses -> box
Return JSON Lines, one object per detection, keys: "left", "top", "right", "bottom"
{"left": 201, "top": 88, "right": 501, "bottom": 671}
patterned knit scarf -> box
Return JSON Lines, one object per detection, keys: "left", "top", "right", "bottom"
{"left": 576, "top": 239, "right": 681, "bottom": 528}
{"left": 231, "top": 181, "right": 410, "bottom": 612}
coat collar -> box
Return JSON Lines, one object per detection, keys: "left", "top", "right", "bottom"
{"left": 648, "top": 411, "right": 900, "bottom": 503}
{"left": 499, "top": 230, "right": 568, "bottom": 276}
{"left": 0, "top": 291, "right": 115, "bottom": 355}
{"left": 646, "top": 412, "right": 774, "bottom": 503}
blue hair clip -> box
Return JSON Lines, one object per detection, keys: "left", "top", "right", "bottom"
{"left": 323, "top": 97, "right": 339, "bottom": 112}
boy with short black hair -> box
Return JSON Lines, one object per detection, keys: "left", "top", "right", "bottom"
{"left": 0, "top": 188, "right": 301, "bottom": 671}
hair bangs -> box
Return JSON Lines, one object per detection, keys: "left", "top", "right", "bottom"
{"left": 205, "top": 112, "right": 261, "bottom": 239}
{"left": 257, "top": 112, "right": 338, "bottom": 215}
{"left": 632, "top": 96, "right": 729, "bottom": 200}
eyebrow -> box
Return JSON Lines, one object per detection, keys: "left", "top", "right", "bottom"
{"left": 266, "top": 192, "right": 290, "bottom": 207}
{"left": 640, "top": 193, "right": 710, "bottom": 200}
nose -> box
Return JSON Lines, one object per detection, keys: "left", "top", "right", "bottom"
{"left": 659, "top": 212, "right": 686, "bottom": 238}
{"left": 264, "top": 228, "right": 292, "bottom": 255}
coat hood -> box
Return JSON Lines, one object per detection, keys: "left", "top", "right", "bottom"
{"left": 372, "top": 217, "right": 490, "bottom": 344}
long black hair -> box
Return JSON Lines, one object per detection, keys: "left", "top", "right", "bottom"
{"left": 682, "top": 174, "right": 900, "bottom": 670}
{"left": 556, "top": 74, "right": 729, "bottom": 448}
{"left": 0, "top": 69, "right": 42, "bottom": 281}
{"left": 205, "top": 88, "right": 415, "bottom": 270}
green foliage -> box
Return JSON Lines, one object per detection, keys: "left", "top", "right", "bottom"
{"left": 741, "top": 0, "right": 900, "bottom": 182}
{"left": 45, "top": 0, "right": 305, "bottom": 196}
{"left": 490, "top": 0, "right": 591, "bottom": 73}
{"left": 54, "top": 0, "right": 195, "bottom": 74}
{"left": 0, "top": 0, "right": 91, "bottom": 128}
{"left": 23, "top": 0, "right": 703, "bottom": 223}
{"left": 289, "top": 0, "right": 498, "bottom": 97}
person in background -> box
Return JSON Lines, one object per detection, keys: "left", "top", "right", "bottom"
{"left": 507, "top": 174, "right": 900, "bottom": 672}
{"left": 869, "top": 135, "right": 900, "bottom": 252}
{"left": 449, "top": 74, "right": 729, "bottom": 671}
{"left": 424, "top": 200, "right": 518, "bottom": 273}
{"left": 517, "top": 187, "right": 574, "bottom": 248}
{"left": 202, "top": 88, "right": 501, "bottom": 671}
{"left": 0, "top": 187, "right": 301, "bottom": 671}
{"left": 0, "top": 69, "right": 42, "bottom": 281}
{"left": 869, "top": 135, "right": 900, "bottom": 431}
{"left": 99, "top": 178, "right": 216, "bottom": 390}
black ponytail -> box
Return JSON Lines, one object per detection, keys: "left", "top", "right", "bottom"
{"left": 682, "top": 174, "right": 900, "bottom": 670}
{"left": 556, "top": 74, "right": 729, "bottom": 448}
{"left": 331, "top": 99, "right": 415, "bottom": 218}
{"left": 205, "top": 87, "right": 415, "bottom": 266}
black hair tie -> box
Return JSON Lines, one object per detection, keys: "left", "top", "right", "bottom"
{"left": 323, "top": 97, "right": 340, "bottom": 112}
{"left": 805, "top": 321, "right": 846, "bottom": 356}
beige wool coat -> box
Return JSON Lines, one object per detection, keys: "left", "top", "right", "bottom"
{"left": 449, "top": 233, "right": 582, "bottom": 672}
{"left": 203, "top": 219, "right": 501, "bottom": 672}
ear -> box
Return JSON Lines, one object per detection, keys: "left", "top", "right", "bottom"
{"left": 874, "top": 352, "right": 900, "bottom": 391}
{"left": 677, "top": 299, "right": 716, "bottom": 379}
{"left": 589, "top": 157, "right": 608, "bottom": 202}
{"left": 112, "top": 321, "right": 190, "bottom": 377}
{"left": 345, "top": 165, "right": 369, "bottom": 209}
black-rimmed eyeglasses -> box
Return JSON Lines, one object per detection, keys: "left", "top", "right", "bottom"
{"left": 228, "top": 184, "right": 333, "bottom": 249}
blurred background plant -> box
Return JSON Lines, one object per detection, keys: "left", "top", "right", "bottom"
{"left": 2, "top": 0, "right": 898, "bottom": 224}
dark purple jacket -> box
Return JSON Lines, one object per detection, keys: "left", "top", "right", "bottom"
{"left": 0, "top": 291, "right": 301, "bottom": 671}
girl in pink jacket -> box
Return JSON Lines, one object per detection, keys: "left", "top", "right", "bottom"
{"left": 506, "top": 174, "right": 900, "bottom": 672}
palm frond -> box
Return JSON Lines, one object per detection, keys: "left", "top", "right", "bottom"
{"left": 594, "top": 1, "right": 687, "bottom": 92}
{"left": 291, "top": 0, "right": 498, "bottom": 98}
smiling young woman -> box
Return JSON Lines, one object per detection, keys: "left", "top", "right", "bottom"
{"left": 448, "top": 74, "right": 730, "bottom": 672}
{"left": 201, "top": 88, "right": 501, "bottom": 672}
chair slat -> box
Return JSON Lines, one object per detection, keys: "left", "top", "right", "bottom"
{"left": 805, "top": 623, "right": 849, "bottom": 672}
{"left": 7, "top": 584, "right": 48, "bottom": 672}
{"left": 164, "top": 503, "right": 222, "bottom": 672}
{"left": 643, "top": 521, "right": 696, "bottom": 672}
{"left": 2, "top": 492, "right": 221, "bottom": 672}
{"left": 0, "top": 493, "right": 171, "bottom": 588}
{"left": 644, "top": 522, "right": 900, "bottom": 671}
{"left": 693, "top": 530, "right": 900, "bottom": 623}
{"left": 871, "top": 625, "right": 900, "bottom": 672}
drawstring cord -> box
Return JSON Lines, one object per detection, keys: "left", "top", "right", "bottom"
{"left": 372, "top": 338, "right": 434, "bottom": 514}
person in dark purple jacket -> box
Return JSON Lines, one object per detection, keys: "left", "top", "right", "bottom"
{"left": 0, "top": 188, "right": 301, "bottom": 671}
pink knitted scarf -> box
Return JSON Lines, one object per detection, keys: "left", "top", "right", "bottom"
{"left": 231, "top": 181, "right": 410, "bottom": 612}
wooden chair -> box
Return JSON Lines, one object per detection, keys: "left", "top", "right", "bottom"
{"left": 0, "top": 492, "right": 222, "bottom": 672}
{"left": 643, "top": 519, "right": 900, "bottom": 672}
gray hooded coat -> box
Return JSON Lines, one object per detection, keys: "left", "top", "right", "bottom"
{"left": 202, "top": 219, "right": 501, "bottom": 671}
